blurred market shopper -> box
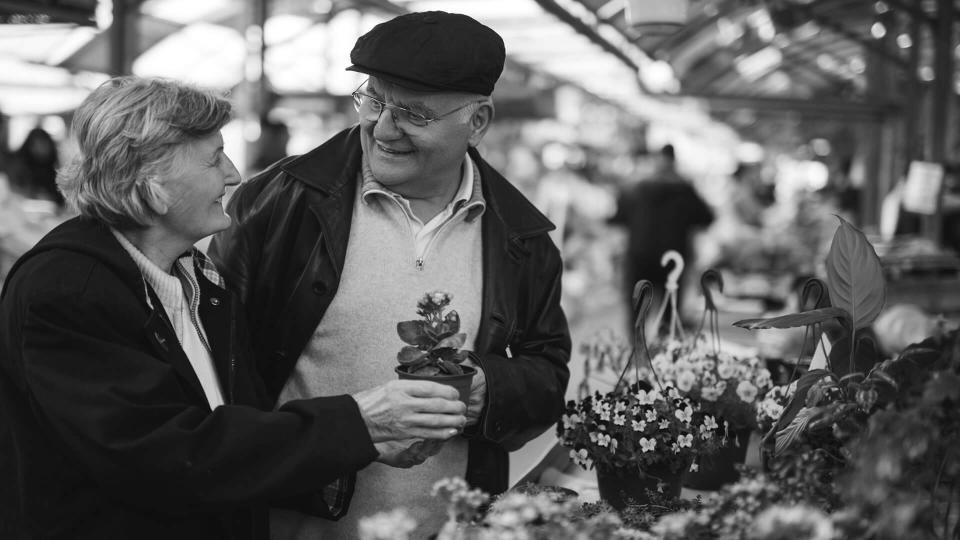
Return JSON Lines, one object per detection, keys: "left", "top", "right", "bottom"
{"left": 610, "top": 143, "right": 714, "bottom": 331}
{"left": 210, "top": 11, "right": 571, "bottom": 539}
{"left": 8, "top": 126, "right": 65, "bottom": 207}
{"left": 0, "top": 76, "right": 466, "bottom": 540}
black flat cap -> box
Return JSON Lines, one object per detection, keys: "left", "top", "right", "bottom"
{"left": 347, "top": 11, "right": 505, "bottom": 96}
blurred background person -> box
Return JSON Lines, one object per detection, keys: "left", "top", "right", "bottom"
{"left": 609, "top": 143, "right": 714, "bottom": 333}
{"left": 250, "top": 118, "right": 291, "bottom": 173}
{"left": 7, "top": 126, "right": 64, "bottom": 207}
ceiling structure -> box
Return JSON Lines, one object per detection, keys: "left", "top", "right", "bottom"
{"left": 0, "top": 0, "right": 955, "bottom": 144}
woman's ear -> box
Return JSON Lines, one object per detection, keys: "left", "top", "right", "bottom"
{"left": 141, "top": 176, "right": 170, "bottom": 216}
{"left": 467, "top": 101, "right": 494, "bottom": 148}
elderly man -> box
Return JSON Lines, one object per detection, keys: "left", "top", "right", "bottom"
{"left": 210, "top": 11, "right": 571, "bottom": 538}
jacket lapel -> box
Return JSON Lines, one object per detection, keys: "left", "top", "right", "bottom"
{"left": 143, "top": 303, "right": 209, "bottom": 407}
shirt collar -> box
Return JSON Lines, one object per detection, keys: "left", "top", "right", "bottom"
{"left": 111, "top": 229, "right": 188, "bottom": 309}
{"left": 360, "top": 154, "right": 486, "bottom": 222}
{"left": 110, "top": 230, "right": 227, "bottom": 306}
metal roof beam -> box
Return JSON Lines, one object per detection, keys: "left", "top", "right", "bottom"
{"left": 882, "top": 0, "right": 936, "bottom": 27}
{"left": 794, "top": 6, "right": 909, "bottom": 69}
{"left": 682, "top": 92, "right": 898, "bottom": 120}
{"left": 533, "top": 0, "right": 638, "bottom": 71}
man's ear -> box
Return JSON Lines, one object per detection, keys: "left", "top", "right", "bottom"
{"left": 467, "top": 101, "right": 494, "bottom": 148}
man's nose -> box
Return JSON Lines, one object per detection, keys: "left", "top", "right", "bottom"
{"left": 373, "top": 105, "right": 403, "bottom": 137}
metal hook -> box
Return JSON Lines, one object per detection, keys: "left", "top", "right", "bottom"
{"left": 800, "top": 277, "right": 829, "bottom": 310}
{"left": 699, "top": 268, "right": 724, "bottom": 313}
{"left": 660, "top": 250, "right": 684, "bottom": 292}
{"left": 696, "top": 269, "right": 724, "bottom": 353}
{"left": 618, "top": 280, "right": 660, "bottom": 391}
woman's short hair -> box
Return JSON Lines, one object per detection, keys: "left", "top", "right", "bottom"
{"left": 57, "top": 76, "right": 232, "bottom": 228}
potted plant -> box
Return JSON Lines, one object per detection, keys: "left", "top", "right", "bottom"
{"left": 649, "top": 338, "right": 773, "bottom": 489}
{"left": 395, "top": 291, "right": 475, "bottom": 405}
{"left": 558, "top": 378, "right": 723, "bottom": 509}
{"left": 733, "top": 216, "right": 889, "bottom": 466}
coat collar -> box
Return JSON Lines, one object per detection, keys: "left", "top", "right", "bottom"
{"left": 6, "top": 216, "right": 227, "bottom": 407}
{"left": 279, "top": 126, "right": 556, "bottom": 240}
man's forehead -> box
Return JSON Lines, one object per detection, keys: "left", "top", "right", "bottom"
{"left": 367, "top": 77, "right": 459, "bottom": 105}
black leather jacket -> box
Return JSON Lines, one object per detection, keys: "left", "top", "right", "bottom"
{"left": 209, "top": 126, "right": 570, "bottom": 496}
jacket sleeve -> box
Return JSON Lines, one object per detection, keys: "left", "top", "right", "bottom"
{"left": 19, "top": 286, "right": 378, "bottom": 517}
{"left": 473, "top": 238, "right": 571, "bottom": 451}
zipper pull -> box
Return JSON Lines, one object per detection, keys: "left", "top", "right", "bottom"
{"left": 416, "top": 258, "right": 424, "bottom": 271}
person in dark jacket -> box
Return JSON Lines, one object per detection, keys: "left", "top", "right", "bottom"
{"left": 7, "top": 126, "right": 65, "bottom": 206}
{"left": 610, "top": 144, "right": 714, "bottom": 332}
{"left": 209, "top": 11, "right": 571, "bottom": 539}
{"left": 0, "top": 76, "right": 467, "bottom": 540}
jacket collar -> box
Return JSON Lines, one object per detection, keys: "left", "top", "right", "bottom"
{"left": 279, "top": 126, "right": 556, "bottom": 240}
{"left": 5, "top": 216, "right": 219, "bottom": 405}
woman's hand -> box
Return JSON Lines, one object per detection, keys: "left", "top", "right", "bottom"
{"left": 352, "top": 380, "right": 466, "bottom": 442}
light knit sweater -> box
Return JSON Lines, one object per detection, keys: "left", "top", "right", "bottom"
{"left": 271, "top": 157, "right": 485, "bottom": 540}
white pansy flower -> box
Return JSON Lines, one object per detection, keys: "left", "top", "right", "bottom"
{"left": 736, "top": 380, "right": 759, "bottom": 403}
{"left": 639, "top": 437, "right": 656, "bottom": 452}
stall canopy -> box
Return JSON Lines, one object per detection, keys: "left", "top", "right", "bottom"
{"left": 4, "top": 0, "right": 952, "bottom": 137}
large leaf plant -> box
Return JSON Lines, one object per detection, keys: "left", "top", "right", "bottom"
{"left": 733, "top": 216, "right": 889, "bottom": 461}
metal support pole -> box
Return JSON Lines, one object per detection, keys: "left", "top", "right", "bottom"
{"left": 236, "top": 0, "right": 268, "bottom": 174}
{"left": 923, "top": 0, "right": 954, "bottom": 243}
{"left": 109, "top": 0, "right": 138, "bottom": 76}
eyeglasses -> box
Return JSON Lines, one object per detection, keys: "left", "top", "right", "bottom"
{"left": 351, "top": 85, "right": 484, "bottom": 128}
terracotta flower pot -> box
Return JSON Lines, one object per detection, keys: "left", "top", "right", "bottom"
{"left": 683, "top": 427, "right": 752, "bottom": 491}
{"left": 596, "top": 461, "right": 683, "bottom": 510}
{"left": 395, "top": 365, "right": 476, "bottom": 406}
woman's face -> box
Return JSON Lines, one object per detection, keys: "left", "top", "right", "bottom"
{"left": 154, "top": 131, "right": 240, "bottom": 245}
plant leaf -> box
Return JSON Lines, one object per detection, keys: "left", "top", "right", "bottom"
{"left": 397, "top": 346, "right": 427, "bottom": 365}
{"left": 824, "top": 216, "right": 886, "bottom": 329}
{"left": 775, "top": 406, "right": 813, "bottom": 456}
{"left": 438, "top": 359, "right": 464, "bottom": 375}
{"left": 733, "top": 307, "right": 848, "bottom": 330}
{"left": 436, "top": 333, "right": 466, "bottom": 350}
{"left": 397, "top": 320, "right": 435, "bottom": 347}
{"left": 827, "top": 330, "right": 882, "bottom": 377}
{"left": 775, "top": 369, "right": 832, "bottom": 434}
{"left": 444, "top": 310, "right": 461, "bottom": 333}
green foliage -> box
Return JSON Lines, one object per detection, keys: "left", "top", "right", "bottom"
{"left": 396, "top": 291, "right": 470, "bottom": 376}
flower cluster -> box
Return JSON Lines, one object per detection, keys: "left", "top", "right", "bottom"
{"left": 649, "top": 339, "right": 773, "bottom": 431}
{"left": 755, "top": 381, "right": 797, "bottom": 435}
{"left": 358, "top": 508, "right": 417, "bottom": 540}
{"left": 396, "top": 291, "right": 470, "bottom": 376}
{"left": 432, "top": 477, "right": 489, "bottom": 524}
{"left": 647, "top": 469, "right": 838, "bottom": 540}
{"left": 557, "top": 380, "right": 724, "bottom": 474}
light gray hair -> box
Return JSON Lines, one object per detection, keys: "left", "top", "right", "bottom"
{"left": 57, "top": 76, "right": 232, "bottom": 228}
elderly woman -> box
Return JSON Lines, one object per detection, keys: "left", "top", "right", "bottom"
{"left": 0, "top": 77, "right": 465, "bottom": 539}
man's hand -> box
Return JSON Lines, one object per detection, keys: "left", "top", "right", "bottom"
{"left": 374, "top": 439, "right": 445, "bottom": 468}
{"left": 353, "top": 380, "right": 466, "bottom": 443}
{"left": 463, "top": 362, "right": 487, "bottom": 427}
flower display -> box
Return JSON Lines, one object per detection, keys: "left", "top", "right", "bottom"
{"left": 649, "top": 339, "right": 773, "bottom": 431}
{"left": 755, "top": 381, "right": 797, "bottom": 435}
{"left": 557, "top": 380, "right": 724, "bottom": 474}
{"left": 396, "top": 291, "right": 470, "bottom": 376}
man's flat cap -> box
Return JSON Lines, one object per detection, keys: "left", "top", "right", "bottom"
{"left": 347, "top": 11, "right": 505, "bottom": 96}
